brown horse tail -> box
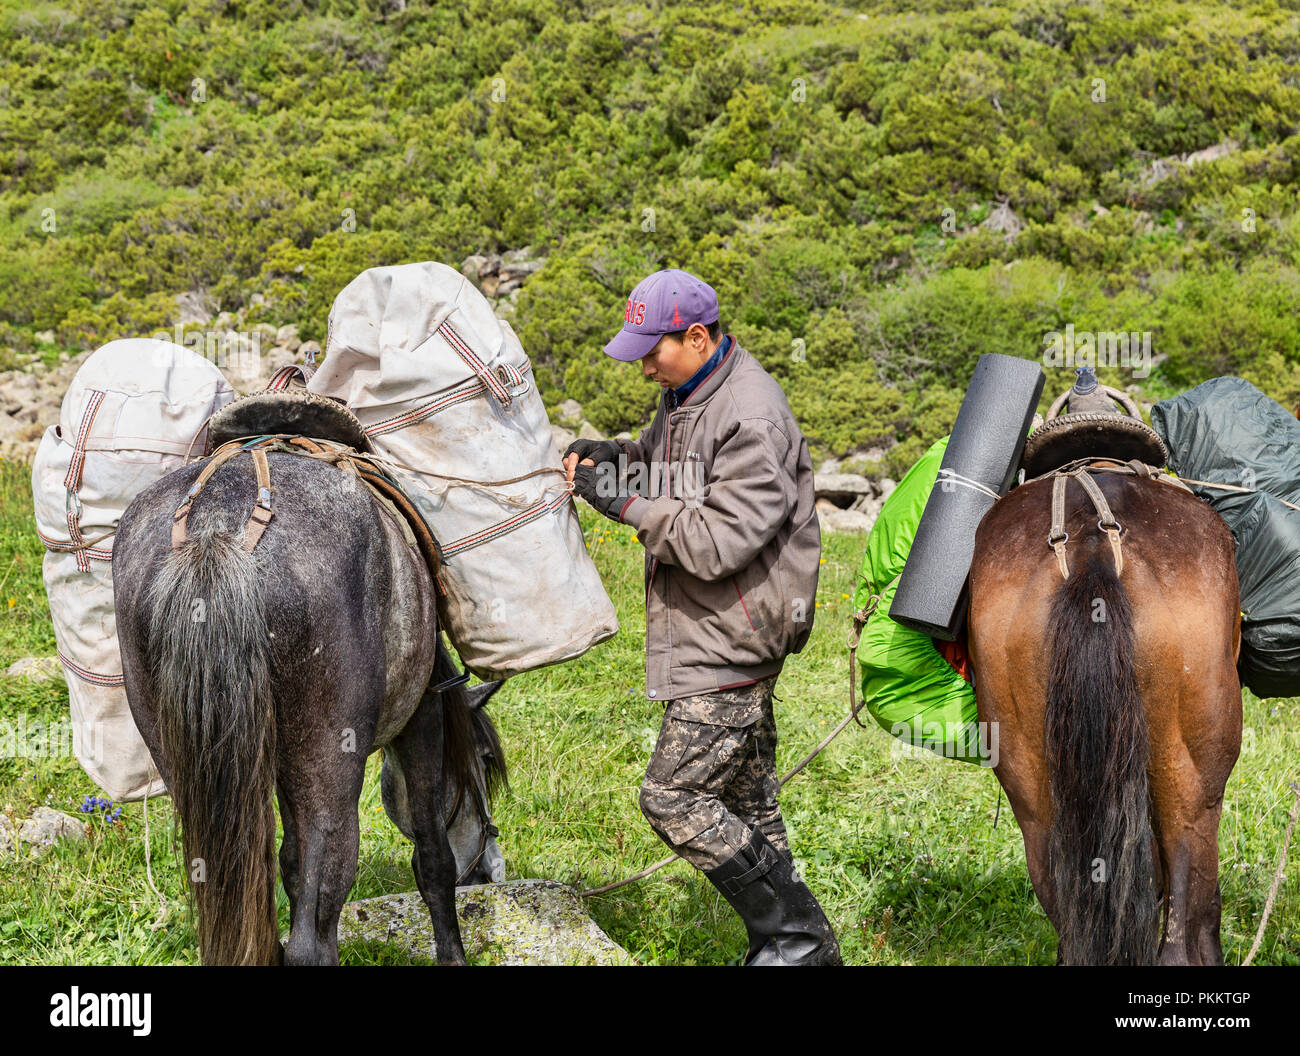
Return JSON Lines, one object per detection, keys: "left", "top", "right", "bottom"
{"left": 145, "top": 528, "right": 278, "bottom": 965}
{"left": 1045, "top": 548, "right": 1158, "bottom": 965}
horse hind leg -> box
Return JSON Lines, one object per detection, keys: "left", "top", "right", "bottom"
{"left": 281, "top": 751, "right": 369, "bottom": 967}
{"left": 385, "top": 687, "right": 468, "bottom": 966}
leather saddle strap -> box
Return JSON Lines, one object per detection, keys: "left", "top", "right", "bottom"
{"left": 1049, "top": 473, "right": 1070, "bottom": 580}
{"left": 1046, "top": 468, "right": 1124, "bottom": 580}
{"left": 1070, "top": 469, "right": 1124, "bottom": 576}
{"left": 171, "top": 441, "right": 275, "bottom": 552}
{"left": 240, "top": 448, "right": 274, "bottom": 552}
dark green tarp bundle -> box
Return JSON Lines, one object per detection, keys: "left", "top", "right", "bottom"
{"left": 851, "top": 437, "right": 988, "bottom": 764}
{"left": 1151, "top": 377, "right": 1300, "bottom": 698}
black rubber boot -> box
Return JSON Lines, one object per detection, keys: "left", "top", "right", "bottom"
{"left": 704, "top": 829, "right": 842, "bottom": 966}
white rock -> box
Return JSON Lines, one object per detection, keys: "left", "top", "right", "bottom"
{"left": 556, "top": 399, "right": 584, "bottom": 425}
{"left": 5, "top": 656, "right": 61, "bottom": 681}
{"left": 818, "top": 507, "right": 876, "bottom": 534}
{"left": 814, "top": 472, "right": 874, "bottom": 504}
{"left": 174, "top": 291, "right": 214, "bottom": 326}
{"left": 337, "top": 879, "right": 634, "bottom": 965}
{"left": 276, "top": 324, "right": 300, "bottom": 352}
{"left": 551, "top": 424, "right": 577, "bottom": 460}
{"left": 17, "top": 807, "right": 86, "bottom": 852}
{"left": 577, "top": 421, "right": 606, "bottom": 441}
{"left": 0, "top": 814, "right": 13, "bottom": 856}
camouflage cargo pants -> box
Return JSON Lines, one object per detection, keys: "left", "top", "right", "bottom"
{"left": 638, "top": 676, "right": 790, "bottom": 871}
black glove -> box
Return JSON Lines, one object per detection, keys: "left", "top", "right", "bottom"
{"left": 572, "top": 459, "right": 634, "bottom": 522}
{"left": 563, "top": 437, "right": 621, "bottom": 467}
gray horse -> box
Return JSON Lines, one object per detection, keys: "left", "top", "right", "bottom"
{"left": 113, "top": 448, "right": 507, "bottom": 965}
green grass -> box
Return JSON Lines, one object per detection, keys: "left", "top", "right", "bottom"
{"left": 0, "top": 455, "right": 1297, "bottom": 965}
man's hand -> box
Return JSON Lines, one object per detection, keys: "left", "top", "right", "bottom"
{"left": 563, "top": 438, "right": 620, "bottom": 480}
{"left": 571, "top": 460, "right": 633, "bottom": 523}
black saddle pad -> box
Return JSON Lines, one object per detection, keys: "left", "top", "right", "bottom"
{"left": 206, "top": 389, "right": 371, "bottom": 453}
{"left": 1021, "top": 412, "right": 1166, "bottom": 478}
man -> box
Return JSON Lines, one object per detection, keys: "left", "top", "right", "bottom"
{"left": 563, "top": 268, "right": 840, "bottom": 966}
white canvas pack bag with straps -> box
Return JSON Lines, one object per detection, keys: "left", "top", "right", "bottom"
{"left": 308, "top": 261, "right": 618, "bottom": 678}
{"left": 31, "top": 339, "right": 234, "bottom": 801}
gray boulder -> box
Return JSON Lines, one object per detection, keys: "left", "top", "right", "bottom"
{"left": 814, "top": 472, "right": 874, "bottom": 505}
{"left": 5, "top": 656, "right": 61, "bottom": 681}
{"left": 338, "top": 879, "right": 634, "bottom": 965}
{"left": 17, "top": 807, "right": 87, "bottom": 853}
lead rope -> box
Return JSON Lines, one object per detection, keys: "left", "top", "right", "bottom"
{"left": 142, "top": 768, "right": 169, "bottom": 929}
{"left": 1243, "top": 782, "right": 1300, "bottom": 966}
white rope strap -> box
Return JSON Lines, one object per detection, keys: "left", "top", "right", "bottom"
{"left": 936, "top": 467, "right": 1000, "bottom": 499}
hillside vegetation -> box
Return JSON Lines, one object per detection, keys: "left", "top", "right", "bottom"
{"left": 3, "top": 0, "right": 1300, "bottom": 471}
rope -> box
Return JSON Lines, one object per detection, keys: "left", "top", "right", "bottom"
{"left": 1174, "top": 476, "right": 1300, "bottom": 513}
{"left": 935, "top": 468, "right": 1000, "bottom": 499}
{"left": 141, "top": 770, "right": 170, "bottom": 929}
{"left": 1243, "top": 781, "right": 1300, "bottom": 966}
{"left": 364, "top": 453, "right": 565, "bottom": 492}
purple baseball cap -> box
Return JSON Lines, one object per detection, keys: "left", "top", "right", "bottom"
{"left": 603, "top": 269, "right": 720, "bottom": 362}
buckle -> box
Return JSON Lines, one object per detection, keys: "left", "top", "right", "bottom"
{"left": 257, "top": 486, "right": 272, "bottom": 509}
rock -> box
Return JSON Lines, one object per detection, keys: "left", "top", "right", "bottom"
{"left": 818, "top": 506, "right": 876, "bottom": 533}
{"left": 174, "top": 291, "right": 214, "bottom": 326}
{"left": 338, "top": 879, "right": 634, "bottom": 965}
{"left": 0, "top": 814, "right": 14, "bottom": 856}
{"left": 17, "top": 807, "right": 87, "bottom": 853}
{"left": 551, "top": 424, "right": 577, "bottom": 460}
{"left": 817, "top": 457, "right": 842, "bottom": 475}
{"left": 499, "top": 259, "right": 543, "bottom": 283}
{"left": 480, "top": 275, "right": 500, "bottom": 299}
{"left": 555, "top": 399, "right": 584, "bottom": 426}
{"left": 276, "top": 324, "right": 301, "bottom": 353}
{"left": 496, "top": 278, "right": 523, "bottom": 298}
{"left": 5, "top": 656, "right": 61, "bottom": 681}
{"left": 878, "top": 478, "right": 897, "bottom": 501}
{"left": 814, "top": 472, "right": 874, "bottom": 505}
{"left": 34, "top": 330, "right": 55, "bottom": 345}
{"left": 577, "top": 421, "right": 606, "bottom": 441}
{"left": 460, "top": 254, "right": 492, "bottom": 284}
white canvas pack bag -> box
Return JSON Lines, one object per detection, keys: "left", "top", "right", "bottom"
{"left": 308, "top": 261, "right": 618, "bottom": 678}
{"left": 31, "top": 339, "right": 234, "bottom": 801}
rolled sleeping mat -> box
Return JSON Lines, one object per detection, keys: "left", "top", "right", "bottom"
{"left": 890, "top": 353, "right": 1046, "bottom": 640}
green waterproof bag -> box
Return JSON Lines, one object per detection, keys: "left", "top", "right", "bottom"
{"left": 851, "top": 437, "right": 989, "bottom": 765}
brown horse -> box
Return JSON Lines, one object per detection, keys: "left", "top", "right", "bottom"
{"left": 968, "top": 466, "right": 1242, "bottom": 965}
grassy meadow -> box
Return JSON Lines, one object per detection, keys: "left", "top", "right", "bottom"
{"left": 0, "top": 455, "right": 1296, "bottom": 966}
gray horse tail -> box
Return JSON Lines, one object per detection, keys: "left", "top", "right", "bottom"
{"left": 146, "top": 528, "right": 278, "bottom": 965}
{"left": 1045, "top": 549, "right": 1158, "bottom": 965}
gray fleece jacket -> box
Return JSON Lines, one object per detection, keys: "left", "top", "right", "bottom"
{"left": 614, "top": 339, "right": 821, "bottom": 700}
